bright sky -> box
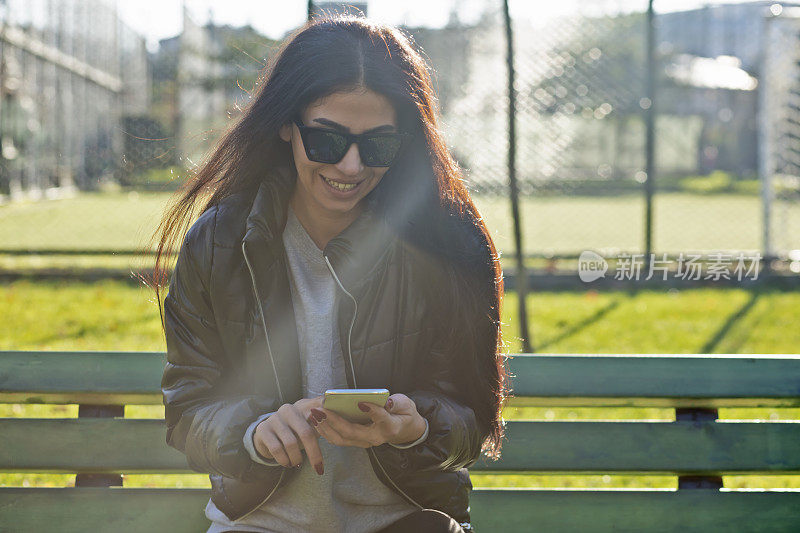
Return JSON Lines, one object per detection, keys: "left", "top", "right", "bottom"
{"left": 115, "top": 0, "right": 770, "bottom": 52}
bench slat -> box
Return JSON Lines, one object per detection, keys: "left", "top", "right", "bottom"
{"left": 476, "top": 420, "right": 800, "bottom": 473}
{"left": 0, "top": 351, "right": 164, "bottom": 405}
{"left": 507, "top": 353, "right": 800, "bottom": 407}
{"left": 0, "top": 418, "right": 188, "bottom": 473}
{"left": 0, "top": 487, "right": 798, "bottom": 532}
{"left": 3, "top": 418, "right": 798, "bottom": 474}
{"left": 3, "top": 351, "right": 799, "bottom": 407}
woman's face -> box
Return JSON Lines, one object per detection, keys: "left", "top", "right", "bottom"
{"left": 280, "top": 88, "right": 398, "bottom": 220}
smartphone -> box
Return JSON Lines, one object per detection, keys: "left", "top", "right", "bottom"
{"left": 323, "top": 388, "right": 390, "bottom": 424}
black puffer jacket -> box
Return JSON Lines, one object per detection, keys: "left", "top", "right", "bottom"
{"left": 161, "top": 163, "right": 494, "bottom": 527}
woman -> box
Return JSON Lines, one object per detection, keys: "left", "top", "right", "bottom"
{"left": 152, "top": 14, "right": 507, "bottom": 533}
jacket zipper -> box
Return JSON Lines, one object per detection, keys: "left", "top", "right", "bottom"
{"left": 324, "top": 253, "right": 424, "bottom": 511}
{"left": 238, "top": 240, "right": 286, "bottom": 520}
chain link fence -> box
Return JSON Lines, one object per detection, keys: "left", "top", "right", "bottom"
{"left": 0, "top": 0, "right": 798, "bottom": 276}
{"left": 760, "top": 4, "right": 800, "bottom": 259}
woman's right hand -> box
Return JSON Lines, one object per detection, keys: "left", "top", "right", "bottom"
{"left": 253, "top": 396, "right": 325, "bottom": 475}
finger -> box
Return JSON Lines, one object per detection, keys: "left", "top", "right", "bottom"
{"left": 278, "top": 404, "right": 321, "bottom": 466}
{"left": 309, "top": 395, "right": 325, "bottom": 409}
{"left": 319, "top": 408, "right": 374, "bottom": 439}
{"left": 257, "top": 428, "right": 291, "bottom": 467}
{"left": 362, "top": 399, "right": 412, "bottom": 446}
{"left": 284, "top": 409, "right": 324, "bottom": 475}
{"left": 358, "top": 400, "right": 392, "bottom": 425}
{"left": 386, "top": 393, "right": 417, "bottom": 416}
{"left": 315, "top": 417, "right": 373, "bottom": 448}
{"left": 271, "top": 414, "right": 304, "bottom": 467}
{"left": 318, "top": 408, "right": 382, "bottom": 446}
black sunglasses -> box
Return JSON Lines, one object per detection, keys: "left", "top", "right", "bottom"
{"left": 292, "top": 118, "right": 412, "bottom": 167}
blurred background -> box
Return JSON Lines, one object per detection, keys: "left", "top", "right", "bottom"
{"left": 1, "top": 0, "right": 800, "bottom": 263}
{"left": 3, "top": 0, "right": 800, "bottom": 351}
{"left": 1, "top": 0, "right": 799, "bottom": 492}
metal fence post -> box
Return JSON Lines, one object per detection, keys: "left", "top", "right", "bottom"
{"left": 644, "top": 0, "right": 656, "bottom": 271}
{"left": 503, "top": 0, "right": 531, "bottom": 353}
{"left": 758, "top": 11, "right": 774, "bottom": 262}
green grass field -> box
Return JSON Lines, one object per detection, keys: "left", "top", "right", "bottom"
{"left": 475, "top": 193, "right": 800, "bottom": 255}
{"left": 2, "top": 190, "right": 799, "bottom": 258}
{"left": 2, "top": 188, "right": 799, "bottom": 491}
{"left": 1, "top": 280, "right": 798, "bottom": 490}
{"left": 4, "top": 280, "right": 800, "bottom": 354}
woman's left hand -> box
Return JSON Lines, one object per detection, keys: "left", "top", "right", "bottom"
{"left": 310, "top": 393, "right": 427, "bottom": 448}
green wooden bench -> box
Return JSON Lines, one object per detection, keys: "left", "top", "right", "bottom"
{"left": 1, "top": 351, "right": 799, "bottom": 532}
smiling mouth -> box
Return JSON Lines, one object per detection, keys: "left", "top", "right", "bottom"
{"left": 322, "top": 174, "right": 360, "bottom": 192}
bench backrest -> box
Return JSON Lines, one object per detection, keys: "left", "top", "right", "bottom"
{"left": 1, "top": 351, "right": 799, "bottom": 532}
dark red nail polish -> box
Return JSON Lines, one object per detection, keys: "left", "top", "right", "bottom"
{"left": 308, "top": 415, "right": 318, "bottom": 426}
{"left": 315, "top": 463, "right": 324, "bottom": 475}
{"left": 358, "top": 402, "right": 370, "bottom": 412}
{"left": 385, "top": 398, "right": 394, "bottom": 410}
{"left": 311, "top": 408, "right": 326, "bottom": 420}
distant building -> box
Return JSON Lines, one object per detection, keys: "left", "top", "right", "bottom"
{"left": 657, "top": 1, "right": 800, "bottom": 73}
{"left": 658, "top": 1, "right": 800, "bottom": 176}
{"left": 0, "top": 0, "right": 149, "bottom": 202}
{"left": 150, "top": 9, "right": 277, "bottom": 167}
{"left": 400, "top": 2, "right": 800, "bottom": 188}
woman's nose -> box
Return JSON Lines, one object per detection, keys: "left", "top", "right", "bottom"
{"left": 335, "top": 142, "right": 365, "bottom": 176}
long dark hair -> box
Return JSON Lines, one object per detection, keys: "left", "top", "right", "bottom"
{"left": 145, "top": 14, "right": 508, "bottom": 460}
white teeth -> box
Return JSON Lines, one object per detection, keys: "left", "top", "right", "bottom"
{"left": 323, "top": 176, "right": 358, "bottom": 191}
